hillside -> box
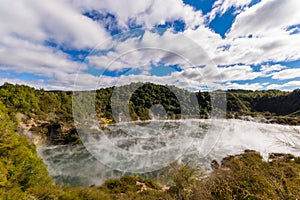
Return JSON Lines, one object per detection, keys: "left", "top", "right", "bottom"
{"left": 1, "top": 82, "right": 300, "bottom": 199}
{"left": 227, "top": 89, "right": 300, "bottom": 124}
{"left": 0, "top": 82, "right": 299, "bottom": 145}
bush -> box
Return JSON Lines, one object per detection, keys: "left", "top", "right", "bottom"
{"left": 102, "top": 175, "right": 161, "bottom": 194}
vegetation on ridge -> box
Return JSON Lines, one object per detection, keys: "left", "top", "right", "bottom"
{"left": 0, "top": 82, "right": 299, "bottom": 145}
{"left": 1, "top": 84, "right": 300, "bottom": 199}
{"left": 1, "top": 117, "right": 300, "bottom": 200}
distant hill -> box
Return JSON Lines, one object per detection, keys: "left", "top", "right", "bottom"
{"left": 0, "top": 82, "right": 299, "bottom": 145}
{"left": 226, "top": 89, "right": 300, "bottom": 124}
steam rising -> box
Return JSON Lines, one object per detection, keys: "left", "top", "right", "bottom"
{"left": 38, "top": 119, "right": 300, "bottom": 186}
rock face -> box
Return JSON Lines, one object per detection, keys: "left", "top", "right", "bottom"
{"left": 19, "top": 118, "right": 45, "bottom": 146}
{"left": 211, "top": 160, "right": 220, "bottom": 170}
{"left": 18, "top": 116, "right": 80, "bottom": 146}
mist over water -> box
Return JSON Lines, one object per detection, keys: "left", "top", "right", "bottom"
{"left": 38, "top": 119, "right": 300, "bottom": 186}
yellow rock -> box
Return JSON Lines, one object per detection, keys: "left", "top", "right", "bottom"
{"left": 100, "top": 118, "right": 112, "bottom": 124}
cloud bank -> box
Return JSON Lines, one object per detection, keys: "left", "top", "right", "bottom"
{"left": 0, "top": 0, "right": 299, "bottom": 91}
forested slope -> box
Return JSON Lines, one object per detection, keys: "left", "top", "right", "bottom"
{"left": 1, "top": 82, "right": 300, "bottom": 199}
{"left": 0, "top": 82, "right": 299, "bottom": 145}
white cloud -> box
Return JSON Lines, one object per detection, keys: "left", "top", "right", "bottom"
{"left": 0, "top": 0, "right": 110, "bottom": 49}
{"left": 0, "top": 73, "right": 107, "bottom": 91}
{"left": 0, "top": 1, "right": 45, "bottom": 42}
{"left": 224, "top": 82, "right": 263, "bottom": 90}
{"left": 162, "top": 64, "right": 262, "bottom": 89}
{"left": 211, "top": 34, "right": 300, "bottom": 66}
{"left": 271, "top": 68, "right": 300, "bottom": 80}
{"left": 54, "top": 72, "right": 102, "bottom": 90}
{"left": 177, "top": 65, "right": 261, "bottom": 84}
{"left": 71, "top": 64, "right": 260, "bottom": 91}
{"left": 70, "top": 0, "right": 204, "bottom": 29}
{"left": 227, "top": 0, "right": 300, "bottom": 38}
{"left": 0, "top": 36, "right": 82, "bottom": 77}
{"left": 185, "top": 1, "right": 300, "bottom": 66}
{"left": 218, "top": 65, "right": 261, "bottom": 81}
{"left": 87, "top": 30, "right": 215, "bottom": 71}
{"left": 183, "top": 26, "right": 225, "bottom": 59}
{"left": 260, "top": 64, "right": 287, "bottom": 74}
{"left": 266, "top": 81, "right": 300, "bottom": 90}
{"left": 0, "top": 78, "right": 44, "bottom": 88}
{"left": 0, "top": 0, "right": 113, "bottom": 89}
{"left": 0, "top": 77, "right": 72, "bottom": 91}
{"left": 206, "top": 0, "right": 300, "bottom": 66}
{"left": 0, "top": 0, "right": 299, "bottom": 91}
{"left": 208, "top": 0, "right": 252, "bottom": 22}
{"left": 283, "top": 81, "right": 300, "bottom": 87}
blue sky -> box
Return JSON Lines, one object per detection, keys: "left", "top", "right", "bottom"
{"left": 0, "top": 0, "right": 299, "bottom": 91}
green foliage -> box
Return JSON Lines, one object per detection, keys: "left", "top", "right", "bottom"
{"left": 227, "top": 89, "right": 300, "bottom": 117}
{"left": 208, "top": 150, "right": 300, "bottom": 200}
{"left": 0, "top": 82, "right": 299, "bottom": 145}
{"left": 0, "top": 83, "right": 77, "bottom": 145}
{"left": 28, "top": 185, "right": 112, "bottom": 200}
{"left": 160, "top": 150, "right": 300, "bottom": 200}
{"left": 2, "top": 111, "right": 300, "bottom": 200}
{"left": 0, "top": 100, "right": 53, "bottom": 198}
{"left": 101, "top": 175, "right": 161, "bottom": 194}
{"left": 1, "top": 82, "right": 300, "bottom": 199}
{"left": 166, "top": 162, "right": 203, "bottom": 200}
{"left": 130, "top": 83, "right": 182, "bottom": 120}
